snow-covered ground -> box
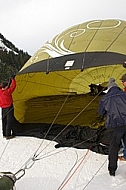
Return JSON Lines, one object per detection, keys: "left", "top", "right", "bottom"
{"left": 0, "top": 108, "right": 126, "bottom": 190}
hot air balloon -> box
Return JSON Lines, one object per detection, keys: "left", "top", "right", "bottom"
{"left": 13, "top": 19, "right": 126, "bottom": 154}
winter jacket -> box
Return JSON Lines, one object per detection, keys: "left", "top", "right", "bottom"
{"left": 98, "top": 86, "right": 126, "bottom": 129}
{"left": 0, "top": 79, "right": 16, "bottom": 108}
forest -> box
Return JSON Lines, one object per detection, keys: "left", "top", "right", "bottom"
{"left": 0, "top": 33, "right": 31, "bottom": 81}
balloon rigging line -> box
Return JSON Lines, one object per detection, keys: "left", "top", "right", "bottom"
{"left": 0, "top": 57, "right": 108, "bottom": 168}
{"left": 38, "top": 21, "right": 98, "bottom": 74}
{"left": 17, "top": 72, "right": 87, "bottom": 95}
{"left": 15, "top": 35, "right": 125, "bottom": 101}
{"left": 0, "top": 124, "right": 100, "bottom": 179}
{"left": 35, "top": 134, "right": 98, "bottom": 160}
{"left": 0, "top": 140, "right": 10, "bottom": 161}
{"left": 82, "top": 157, "right": 107, "bottom": 190}
{"left": 0, "top": 79, "right": 105, "bottom": 179}
{"left": 0, "top": 71, "right": 46, "bottom": 159}
{"left": 31, "top": 65, "right": 96, "bottom": 95}
{"left": 16, "top": 47, "right": 124, "bottom": 100}
{"left": 19, "top": 56, "right": 124, "bottom": 97}
{"left": 81, "top": 20, "right": 103, "bottom": 71}
{"left": 15, "top": 64, "right": 125, "bottom": 179}
{"left": 81, "top": 22, "right": 126, "bottom": 75}
{"left": 20, "top": 86, "right": 105, "bottom": 166}
{"left": 28, "top": 86, "right": 105, "bottom": 165}
{"left": 16, "top": 89, "right": 100, "bottom": 169}
{"left": 57, "top": 150, "right": 79, "bottom": 190}
{"left": 10, "top": 67, "right": 126, "bottom": 178}
{"left": 16, "top": 132, "right": 96, "bottom": 180}
{"left": 33, "top": 94, "right": 69, "bottom": 158}
{"left": 67, "top": 24, "right": 81, "bottom": 51}
{"left": 16, "top": 61, "right": 103, "bottom": 130}
{"left": 19, "top": 61, "right": 111, "bottom": 96}
{"left": 0, "top": 65, "right": 100, "bottom": 162}
{"left": 14, "top": 71, "right": 46, "bottom": 121}
{"left": 86, "top": 21, "right": 103, "bottom": 52}
{"left": 15, "top": 94, "right": 70, "bottom": 171}
{"left": 52, "top": 89, "right": 103, "bottom": 137}
{"left": 57, "top": 149, "right": 90, "bottom": 190}
{"left": 44, "top": 24, "right": 81, "bottom": 74}
{"left": 17, "top": 132, "right": 98, "bottom": 176}
{"left": 32, "top": 92, "right": 102, "bottom": 161}
{"left": 0, "top": 73, "right": 108, "bottom": 174}
{"left": 105, "top": 25, "right": 126, "bottom": 51}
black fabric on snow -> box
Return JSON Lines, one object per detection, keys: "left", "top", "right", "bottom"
{"left": 14, "top": 119, "right": 109, "bottom": 155}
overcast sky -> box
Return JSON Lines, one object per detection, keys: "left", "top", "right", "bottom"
{"left": 0, "top": 0, "right": 126, "bottom": 55}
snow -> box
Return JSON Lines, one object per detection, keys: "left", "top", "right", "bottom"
{"left": 0, "top": 108, "right": 126, "bottom": 190}
{"left": 0, "top": 39, "right": 18, "bottom": 54}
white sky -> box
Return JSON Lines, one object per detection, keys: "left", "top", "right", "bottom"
{"left": 0, "top": 0, "right": 126, "bottom": 55}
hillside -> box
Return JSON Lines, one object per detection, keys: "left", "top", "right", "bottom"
{"left": 0, "top": 33, "right": 31, "bottom": 81}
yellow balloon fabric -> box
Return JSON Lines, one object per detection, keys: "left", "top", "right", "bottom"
{"left": 13, "top": 19, "right": 126, "bottom": 128}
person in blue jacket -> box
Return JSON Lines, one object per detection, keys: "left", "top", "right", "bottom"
{"left": 118, "top": 74, "right": 126, "bottom": 161}
{"left": 98, "top": 78, "right": 126, "bottom": 176}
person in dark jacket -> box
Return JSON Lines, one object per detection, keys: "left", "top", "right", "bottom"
{"left": 118, "top": 73, "right": 126, "bottom": 161}
{"left": 98, "top": 78, "right": 126, "bottom": 176}
{"left": 0, "top": 76, "right": 16, "bottom": 139}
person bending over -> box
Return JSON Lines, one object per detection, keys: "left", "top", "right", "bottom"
{"left": 98, "top": 78, "right": 126, "bottom": 176}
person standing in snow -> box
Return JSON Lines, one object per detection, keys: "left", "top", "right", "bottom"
{"left": 98, "top": 78, "right": 126, "bottom": 176}
{"left": 0, "top": 75, "right": 16, "bottom": 139}
{"left": 118, "top": 73, "right": 126, "bottom": 161}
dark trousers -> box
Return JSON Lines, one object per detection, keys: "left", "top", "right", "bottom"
{"left": 2, "top": 105, "right": 16, "bottom": 137}
{"left": 108, "top": 130, "right": 126, "bottom": 172}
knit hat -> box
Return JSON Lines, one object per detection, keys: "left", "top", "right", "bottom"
{"left": 107, "top": 78, "right": 118, "bottom": 90}
{"left": 120, "top": 74, "right": 126, "bottom": 82}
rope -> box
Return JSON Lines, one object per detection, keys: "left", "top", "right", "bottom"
{"left": 31, "top": 91, "right": 102, "bottom": 161}
{"left": 58, "top": 149, "right": 90, "bottom": 190}
{"left": 0, "top": 72, "right": 105, "bottom": 181}
{"left": 14, "top": 131, "right": 98, "bottom": 183}
{"left": 57, "top": 150, "right": 79, "bottom": 190}
{"left": 0, "top": 86, "right": 105, "bottom": 183}
{"left": 0, "top": 85, "right": 101, "bottom": 180}
{"left": 82, "top": 158, "right": 107, "bottom": 190}
{"left": 16, "top": 132, "right": 98, "bottom": 178}
{"left": 105, "top": 24, "right": 126, "bottom": 52}
{"left": 33, "top": 94, "right": 69, "bottom": 158}
{"left": 0, "top": 140, "right": 10, "bottom": 160}
{"left": 37, "top": 134, "right": 98, "bottom": 160}
{"left": 14, "top": 86, "right": 104, "bottom": 177}
{"left": 20, "top": 79, "right": 104, "bottom": 162}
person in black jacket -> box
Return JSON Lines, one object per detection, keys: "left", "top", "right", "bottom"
{"left": 98, "top": 78, "right": 126, "bottom": 176}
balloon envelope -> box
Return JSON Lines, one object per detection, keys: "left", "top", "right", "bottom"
{"left": 13, "top": 19, "right": 126, "bottom": 128}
